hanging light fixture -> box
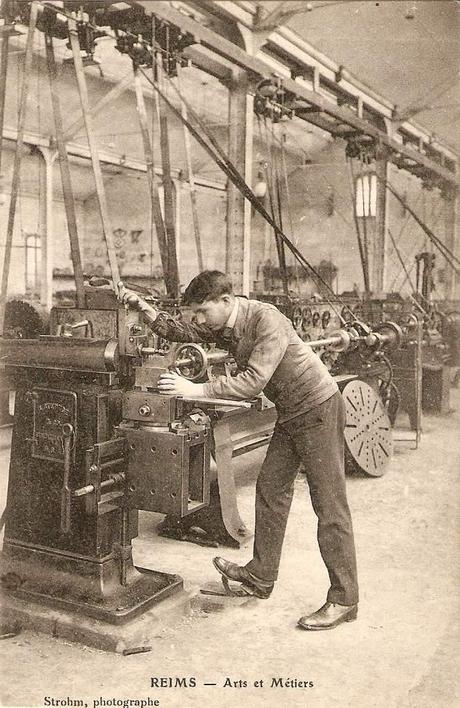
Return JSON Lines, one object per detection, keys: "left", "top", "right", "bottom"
{"left": 254, "top": 162, "right": 267, "bottom": 198}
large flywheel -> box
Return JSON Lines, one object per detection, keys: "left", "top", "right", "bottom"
{"left": 343, "top": 380, "right": 393, "bottom": 477}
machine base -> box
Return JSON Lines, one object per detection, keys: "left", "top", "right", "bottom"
{"left": 0, "top": 581, "right": 191, "bottom": 653}
{"left": 1, "top": 565, "right": 183, "bottom": 624}
{"left": 159, "top": 480, "right": 252, "bottom": 548}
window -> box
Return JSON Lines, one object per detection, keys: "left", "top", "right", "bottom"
{"left": 355, "top": 173, "right": 377, "bottom": 217}
{"left": 24, "top": 232, "right": 41, "bottom": 292}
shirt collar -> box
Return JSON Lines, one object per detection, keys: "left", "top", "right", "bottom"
{"left": 224, "top": 297, "right": 239, "bottom": 330}
{"left": 232, "top": 296, "right": 250, "bottom": 342}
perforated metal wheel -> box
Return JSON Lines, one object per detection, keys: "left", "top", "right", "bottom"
{"left": 342, "top": 380, "right": 393, "bottom": 477}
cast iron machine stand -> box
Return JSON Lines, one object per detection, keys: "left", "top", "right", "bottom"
{"left": 0, "top": 305, "right": 215, "bottom": 623}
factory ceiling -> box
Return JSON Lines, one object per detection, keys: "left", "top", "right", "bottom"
{"left": 1, "top": 1, "right": 458, "bottom": 190}
{"left": 272, "top": 0, "right": 459, "bottom": 153}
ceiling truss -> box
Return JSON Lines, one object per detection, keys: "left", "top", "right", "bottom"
{"left": 0, "top": 0, "right": 457, "bottom": 192}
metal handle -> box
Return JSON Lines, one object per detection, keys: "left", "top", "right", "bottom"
{"left": 60, "top": 423, "right": 74, "bottom": 534}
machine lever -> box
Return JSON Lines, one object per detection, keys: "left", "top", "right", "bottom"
{"left": 60, "top": 423, "right": 74, "bottom": 534}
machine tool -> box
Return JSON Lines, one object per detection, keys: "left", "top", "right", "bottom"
{"left": 0, "top": 305, "right": 204, "bottom": 621}
{"left": 0, "top": 297, "right": 277, "bottom": 628}
{"left": 0, "top": 293, "right": 407, "bottom": 632}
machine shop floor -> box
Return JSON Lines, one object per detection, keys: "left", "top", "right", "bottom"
{"left": 0, "top": 391, "right": 459, "bottom": 708}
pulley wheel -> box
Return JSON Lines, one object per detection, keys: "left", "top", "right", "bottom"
{"left": 292, "top": 306, "right": 303, "bottom": 330}
{"left": 301, "top": 306, "right": 312, "bottom": 332}
{"left": 342, "top": 380, "right": 393, "bottom": 477}
{"left": 321, "top": 310, "right": 331, "bottom": 329}
{"left": 174, "top": 343, "right": 207, "bottom": 381}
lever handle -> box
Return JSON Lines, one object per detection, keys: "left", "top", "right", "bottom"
{"left": 60, "top": 423, "right": 74, "bottom": 534}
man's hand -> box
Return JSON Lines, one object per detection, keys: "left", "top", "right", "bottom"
{"left": 158, "top": 371, "right": 204, "bottom": 398}
{"left": 117, "top": 281, "right": 143, "bottom": 308}
{"left": 117, "top": 281, "right": 157, "bottom": 316}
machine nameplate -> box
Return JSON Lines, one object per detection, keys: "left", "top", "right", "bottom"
{"left": 31, "top": 388, "right": 77, "bottom": 462}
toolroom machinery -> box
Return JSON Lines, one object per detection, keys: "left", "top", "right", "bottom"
{"left": 0, "top": 294, "right": 285, "bottom": 627}
{"left": 0, "top": 294, "right": 408, "bottom": 628}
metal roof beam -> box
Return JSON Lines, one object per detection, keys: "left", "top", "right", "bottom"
{"left": 1, "top": 126, "right": 227, "bottom": 191}
{"left": 183, "top": 1, "right": 458, "bottom": 165}
{"left": 132, "top": 1, "right": 457, "bottom": 187}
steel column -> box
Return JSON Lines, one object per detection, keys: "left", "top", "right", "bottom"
{"left": 136, "top": 1, "right": 456, "bottom": 187}
{"left": 444, "top": 192, "right": 458, "bottom": 299}
{"left": 225, "top": 70, "right": 253, "bottom": 295}
{"left": 374, "top": 157, "right": 390, "bottom": 296}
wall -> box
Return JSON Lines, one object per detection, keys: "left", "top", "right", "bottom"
{"left": 0, "top": 146, "right": 85, "bottom": 300}
{"left": 385, "top": 164, "right": 456, "bottom": 301}
{"left": 81, "top": 173, "right": 227, "bottom": 293}
{"left": 249, "top": 137, "right": 373, "bottom": 296}
{"left": 1, "top": 33, "right": 458, "bottom": 305}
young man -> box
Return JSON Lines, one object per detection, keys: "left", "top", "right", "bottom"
{"left": 119, "top": 271, "right": 358, "bottom": 630}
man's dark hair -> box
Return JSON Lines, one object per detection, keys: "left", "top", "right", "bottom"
{"left": 182, "top": 270, "right": 233, "bottom": 305}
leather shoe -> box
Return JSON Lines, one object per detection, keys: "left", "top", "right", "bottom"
{"left": 212, "top": 557, "right": 273, "bottom": 599}
{"left": 297, "top": 602, "right": 358, "bottom": 631}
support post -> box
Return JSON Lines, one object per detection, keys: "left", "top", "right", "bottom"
{"left": 37, "top": 146, "right": 57, "bottom": 312}
{"left": 225, "top": 70, "right": 253, "bottom": 296}
{"left": 444, "top": 190, "right": 458, "bottom": 300}
{"left": 0, "top": 1, "right": 38, "bottom": 333}
{"left": 373, "top": 156, "right": 390, "bottom": 295}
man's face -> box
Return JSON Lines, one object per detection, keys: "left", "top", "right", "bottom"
{"left": 189, "top": 294, "right": 233, "bottom": 330}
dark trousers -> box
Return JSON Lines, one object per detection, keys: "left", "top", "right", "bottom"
{"left": 245, "top": 391, "right": 359, "bottom": 606}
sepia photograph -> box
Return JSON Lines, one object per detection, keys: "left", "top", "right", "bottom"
{"left": 0, "top": 1, "right": 459, "bottom": 706}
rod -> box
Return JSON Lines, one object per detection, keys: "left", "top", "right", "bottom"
{"left": 0, "top": 2, "right": 39, "bottom": 334}
{"left": 177, "top": 62, "right": 204, "bottom": 271}
{"left": 68, "top": 17, "right": 120, "bottom": 287}
{"left": 306, "top": 335, "right": 344, "bottom": 349}
{"left": 181, "top": 396, "right": 252, "bottom": 408}
{"left": 45, "top": 32, "right": 86, "bottom": 307}
{"left": 133, "top": 67, "right": 170, "bottom": 288}
{"left": 385, "top": 180, "right": 460, "bottom": 273}
{"left": 0, "top": 13, "right": 10, "bottom": 177}
{"left": 155, "top": 51, "right": 180, "bottom": 298}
